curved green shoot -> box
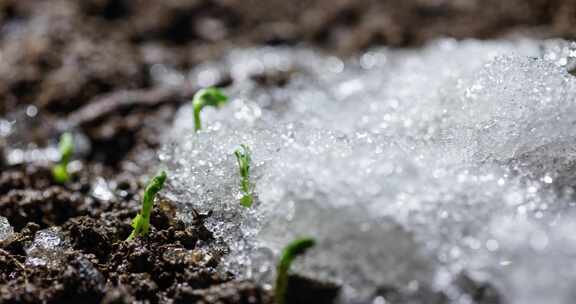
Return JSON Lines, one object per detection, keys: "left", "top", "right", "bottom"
{"left": 234, "top": 144, "right": 253, "bottom": 207}
{"left": 275, "top": 237, "right": 316, "bottom": 304}
{"left": 52, "top": 132, "right": 74, "bottom": 183}
{"left": 192, "top": 87, "right": 228, "bottom": 131}
{"left": 126, "top": 170, "right": 167, "bottom": 241}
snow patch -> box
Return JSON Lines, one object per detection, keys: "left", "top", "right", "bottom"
{"left": 160, "top": 39, "right": 576, "bottom": 303}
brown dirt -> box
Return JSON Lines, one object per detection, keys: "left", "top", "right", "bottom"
{"left": 0, "top": 164, "right": 271, "bottom": 303}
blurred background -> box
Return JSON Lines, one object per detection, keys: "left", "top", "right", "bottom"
{"left": 0, "top": 0, "right": 574, "bottom": 165}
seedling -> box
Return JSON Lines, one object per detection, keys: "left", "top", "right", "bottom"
{"left": 192, "top": 87, "right": 228, "bottom": 131}
{"left": 52, "top": 132, "right": 74, "bottom": 183}
{"left": 234, "top": 144, "right": 253, "bottom": 207}
{"left": 126, "top": 171, "right": 167, "bottom": 241}
{"left": 275, "top": 237, "right": 316, "bottom": 304}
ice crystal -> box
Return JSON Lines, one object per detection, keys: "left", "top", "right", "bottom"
{"left": 159, "top": 39, "right": 576, "bottom": 303}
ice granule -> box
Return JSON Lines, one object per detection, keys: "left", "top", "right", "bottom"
{"left": 25, "top": 227, "right": 70, "bottom": 268}
{"left": 159, "top": 39, "right": 576, "bottom": 303}
{"left": 0, "top": 216, "right": 14, "bottom": 241}
{"left": 91, "top": 176, "right": 115, "bottom": 201}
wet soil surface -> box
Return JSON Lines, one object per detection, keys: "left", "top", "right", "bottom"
{"left": 0, "top": 164, "right": 271, "bottom": 303}
{"left": 0, "top": 0, "right": 573, "bottom": 303}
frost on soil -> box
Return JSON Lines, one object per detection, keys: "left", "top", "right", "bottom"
{"left": 25, "top": 227, "right": 70, "bottom": 268}
{"left": 159, "top": 39, "right": 576, "bottom": 303}
{"left": 0, "top": 216, "right": 14, "bottom": 241}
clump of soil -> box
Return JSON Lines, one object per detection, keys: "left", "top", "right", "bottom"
{"left": 0, "top": 164, "right": 272, "bottom": 303}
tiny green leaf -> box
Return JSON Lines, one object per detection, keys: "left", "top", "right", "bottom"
{"left": 126, "top": 170, "right": 167, "bottom": 241}
{"left": 192, "top": 87, "right": 229, "bottom": 131}
{"left": 234, "top": 144, "right": 253, "bottom": 207}
{"left": 275, "top": 237, "right": 316, "bottom": 304}
{"left": 240, "top": 195, "right": 253, "bottom": 208}
{"left": 52, "top": 132, "right": 74, "bottom": 183}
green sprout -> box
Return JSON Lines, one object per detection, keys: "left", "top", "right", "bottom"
{"left": 126, "top": 171, "right": 167, "bottom": 241}
{"left": 275, "top": 237, "right": 316, "bottom": 304}
{"left": 52, "top": 132, "right": 74, "bottom": 183}
{"left": 192, "top": 87, "right": 228, "bottom": 131}
{"left": 234, "top": 144, "right": 253, "bottom": 207}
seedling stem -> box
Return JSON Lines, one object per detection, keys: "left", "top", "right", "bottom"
{"left": 52, "top": 132, "right": 74, "bottom": 183}
{"left": 234, "top": 144, "right": 253, "bottom": 207}
{"left": 126, "top": 171, "right": 167, "bottom": 241}
{"left": 275, "top": 237, "right": 316, "bottom": 304}
{"left": 192, "top": 87, "right": 228, "bottom": 131}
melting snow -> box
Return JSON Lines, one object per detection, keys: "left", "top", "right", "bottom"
{"left": 25, "top": 227, "right": 70, "bottom": 268}
{"left": 0, "top": 216, "right": 14, "bottom": 241}
{"left": 159, "top": 39, "right": 576, "bottom": 303}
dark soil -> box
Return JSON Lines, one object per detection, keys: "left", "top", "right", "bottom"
{"left": 0, "top": 0, "right": 574, "bottom": 303}
{"left": 0, "top": 164, "right": 271, "bottom": 303}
